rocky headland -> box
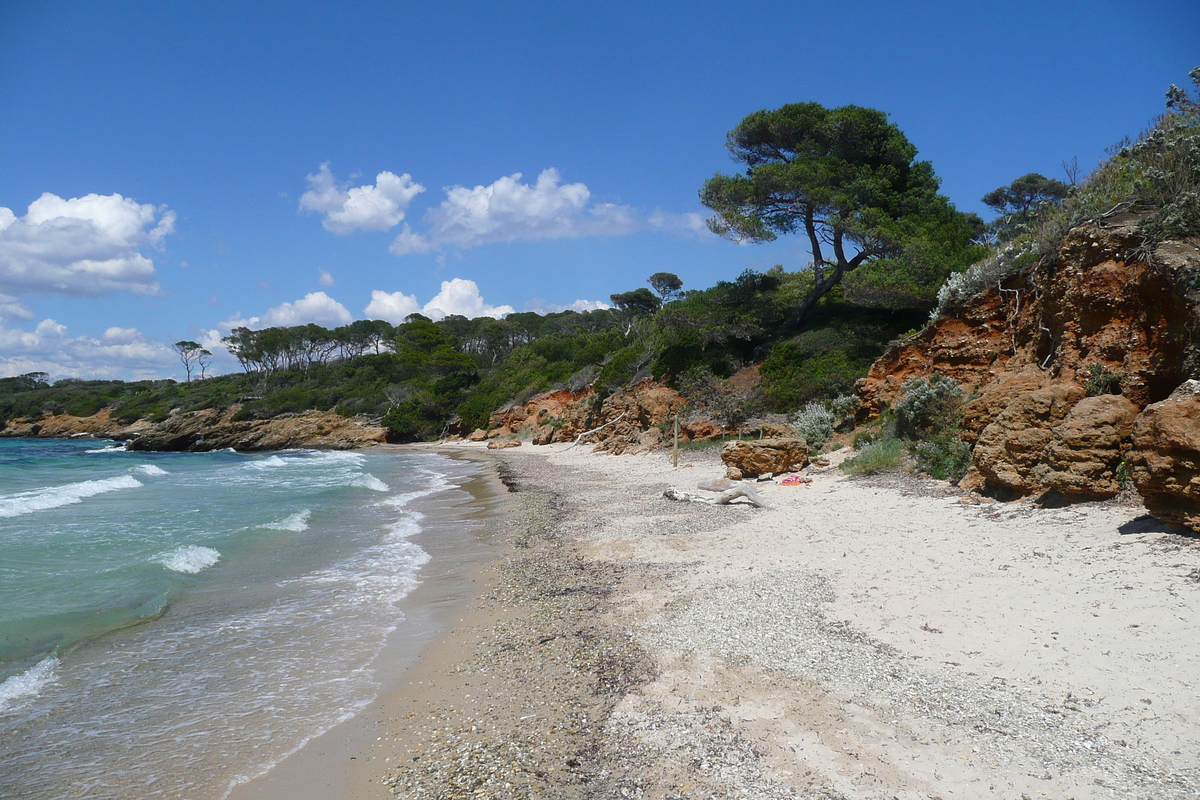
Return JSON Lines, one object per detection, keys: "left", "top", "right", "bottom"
{"left": 0, "top": 406, "right": 387, "bottom": 452}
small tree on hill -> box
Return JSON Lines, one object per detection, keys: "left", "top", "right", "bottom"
{"left": 647, "top": 272, "right": 683, "bottom": 302}
{"left": 174, "top": 340, "right": 205, "bottom": 382}
{"left": 981, "top": 172, "right": 1070, "bottom": 234}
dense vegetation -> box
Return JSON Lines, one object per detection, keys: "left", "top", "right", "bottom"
{"left": 5, "top": 72, "right": 1197, "bottom": 464}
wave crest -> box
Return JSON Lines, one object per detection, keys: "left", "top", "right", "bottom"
{"left": 155, "top": 546, "right": 221, "bottom": 574}
{"left": 0, "top": 475, "right": 144, "bottom": 519}
{"left": 263, "top": 509, "right": 311, "bottom": 532}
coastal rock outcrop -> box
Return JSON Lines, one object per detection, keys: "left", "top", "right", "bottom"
{"left": 1129, "top": 381, "right": 1200, "bottom": 529}
{"left": 1, "top": 406, "right": 387, "bottom": 452}
{"left": 122, "top": 407, "right": 387, "bottom": 451}
{"left": 858, "top": 216, "right": 1200, "bottom": 528}
{"left": 720, "top": 437, "right": 808, "bottom": 480}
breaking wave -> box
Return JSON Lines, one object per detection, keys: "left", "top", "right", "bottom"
{"left": 0, "top": 475, "right": 144, "bottom": 518}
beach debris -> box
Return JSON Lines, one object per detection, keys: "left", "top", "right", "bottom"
{"left": 665, "top": 482, "right": 773, "bottom": 508}
{"left": 566, "top": 412, "right": 626, "bottom": 450}
{"left": 779, "top": 474, "right": 812, "bottom": 486}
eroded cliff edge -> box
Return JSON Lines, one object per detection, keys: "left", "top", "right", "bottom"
{"left": 857, "top": 215, "right": 1200, "bottom": 529}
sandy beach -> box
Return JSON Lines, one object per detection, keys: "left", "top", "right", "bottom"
{"left": 246, "top": 441, "right": 1200, "bottom": 800}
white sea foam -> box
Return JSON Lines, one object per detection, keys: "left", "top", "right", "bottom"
{"left": 85, "top": 444, "right": 126, "bottom": 454}
{"left": 0, "top": 655, "right": 60, "bottom": 712}
{"left": 156, "top": 546, "right": 221, "bottom": 574}
{"left": 134, "top": 464, "right": 169, "bottom": 477}
{"left": 245, "top": 455, "right": 287, "bottom": 469}
{"left": 264, "top": 509, "right": 311, "bottom": 532}
{"left": 352, "top": 473, "right": 389, "bottom": 492}
{"left": 381, "top": 470, "right": 453, "bottom": 508}
{"left": 388, "top": 511, "right": 423, "bottom": 538}
{"left": 0, "top": 475, "right": 144, "bottom": 518}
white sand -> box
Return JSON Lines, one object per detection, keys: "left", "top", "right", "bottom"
{"left": 499, "top": 441, "right": 1200, "bottom": 799}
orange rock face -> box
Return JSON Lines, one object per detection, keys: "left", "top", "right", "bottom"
{"left": 488, "top": 380, "right": 689, "bottom": 452}
{"left": 857, "top": 219, "right": 1200, "bottom": 519}
{"left": 858, "top": 219, "right": 1194, "bottom": 418}
{"left": 1129, "top": 381, "right": 1200, "bottom": 530}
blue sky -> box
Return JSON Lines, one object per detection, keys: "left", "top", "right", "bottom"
{"left": 1, "top": 0, "right": 1196, "bottom": 380}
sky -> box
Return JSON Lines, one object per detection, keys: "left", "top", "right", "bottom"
{"left": 1, "top": 0, "right": 1197, "bottom": 381}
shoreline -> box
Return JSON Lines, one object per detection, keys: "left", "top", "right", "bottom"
{"left": 225, "top": 445, "right": 511, "bottom": 800}
{"left": 282, "top": 440, "right": 1200, "bottom": 800}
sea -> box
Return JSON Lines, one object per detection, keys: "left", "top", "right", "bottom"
{"left": 0, "top": 437, "right": 500, "bottom": 799}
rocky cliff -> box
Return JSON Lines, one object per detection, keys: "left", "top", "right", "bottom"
{"left": 0, "top": 407, "right": 387, "bottom": 451}
{"left": 484, "top": 381, "right": 690, "bottom": 454}
{"left": 857, "top": 216, "right": 1200, "bottom": 528}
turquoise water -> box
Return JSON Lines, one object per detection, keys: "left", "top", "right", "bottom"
{"left": 0, "top": 438, "right": 489, "bottom": 799}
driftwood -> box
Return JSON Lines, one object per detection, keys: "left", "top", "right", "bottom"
{"left": 566, "top": 412, "right": 626, "bottom": 449}
{"left": 664, "top": 482, "right": 773, "bottom": 509}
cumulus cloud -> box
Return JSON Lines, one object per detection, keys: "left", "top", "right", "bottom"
{"left": 0, "top": 318, "right": 176, "bottom": 380}
{"left": 0, "top": 192, "right": 174, "bottom": 296}
{"left": 364, "top": 279, "right": 513, "bottom": 323}
{"left": 220, "top": 291, "right": 353, "bottom": 330}
{"left": 390, "top": 168, "right": 638, "bottom": 255}
{"left": 363, "top": 289, "right": 420, "bottom": 323}
{"left": 299, "top": 163, "right": 425, "bottom": 233}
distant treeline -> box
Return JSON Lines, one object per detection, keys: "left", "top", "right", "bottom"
{"left": 0, "top": 266, "right": 928, "bottom": 441}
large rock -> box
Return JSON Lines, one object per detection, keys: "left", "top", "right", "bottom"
{"left": 721, "top": 437, "right": 808, "bottom": 480}
{"left": 1129, "top": 380, "right": 1200, "bottom": 531}
{"left": 1035, "top": 394, "right": 1140, "bottom": 499}
{"left": 967, "top": 383, "right": 1086, "bottom": 495}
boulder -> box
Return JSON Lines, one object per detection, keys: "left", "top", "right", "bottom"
{"left": 532, "top": 425, "right": 556, "bottom": 446}
{"left": 1035, "top": 394, "right": 1140, "bottom": 499}
{"left": 1129, "top": 380, "right": 1200, "bottom": 531}
{"left": 486, "top": 438, "right": 522, "bottom": 449}
{"left": 967, "top": 382, "right": 1086, "bottom": 495}
{"left": 720, "top": 437, "right": 808, "bottom": 480}
{"left": 466, "top": 428, "right": 489, "bottom": 442}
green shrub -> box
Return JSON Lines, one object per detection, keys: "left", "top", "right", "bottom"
{"left": 894, "top": 374, "right": 964, "bottom": 440}
{"left": 760, "top": 325, "right": 889, "bottom": 410}
{"left": 841, "top": 437, "right": 905, "bottom": 475}
{"left": 911, "top": 439, "right": 973, "bottom": 481}
{"left": 791, "top": 401, "right": 835, "bottom": 450}
{"left": 1083, "top": 363, "right": 1123, "bottom": 396}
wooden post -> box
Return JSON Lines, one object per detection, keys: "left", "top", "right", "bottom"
{"left": 673, "top": 414, "right": 679, "bottom": 468}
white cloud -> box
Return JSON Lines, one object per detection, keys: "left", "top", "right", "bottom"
{"left": 299, "top": 163, "right": 425, "bottom": 234}
{"left": 0, "top": 319, "right": 176, "bottom": 380}
{"left": 364, "top": 279, "right": 513, "bottom": 323}
{"left": 391, "top": 168, "right": 638, "bottom": 254}
{"left": 220, "top": 291, "right": 353, "bottom": 330}
{"left": 0, "top": 192, "right": 174, "bottom": 296}
{"left": 525, "top": 298, "right": 613, "bottom": 314}
{"left": 363, "top": 289, "right": 420, "bottom": 323}
{"left": 0, "top": 293, "right": 32, "bottom": 321}
{"left": 422, "top": 278, "right": 515, "bottom": 320}
{"left": 318, "top": 269, "right": 335, "bottom": 286}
